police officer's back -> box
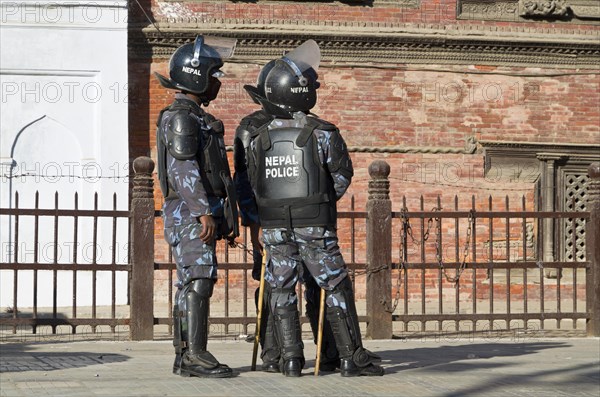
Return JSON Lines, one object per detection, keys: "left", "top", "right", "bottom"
{"left": 245, "top": 40, "right": 384, "bottom": 377}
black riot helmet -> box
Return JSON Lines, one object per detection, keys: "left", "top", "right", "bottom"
{"left": 263, "top": 40, "right": 321, "bottom": 113}
{"left": 154, "top": 35, "right": 236, "bottom": 103}
{"left": 243, "top": 60, "right": 277, "bottom": 105}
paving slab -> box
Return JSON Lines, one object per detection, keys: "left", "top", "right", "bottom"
{"left": 1, "top": 337, "right": 599, "bottom": 396}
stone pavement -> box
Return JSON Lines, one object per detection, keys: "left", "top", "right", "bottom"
{"left": 1, "top": 337, "right": 599, "bottom": 397}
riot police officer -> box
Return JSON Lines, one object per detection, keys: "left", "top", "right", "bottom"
{"left": 244, "top": 40, "right": 385, "bottom": 377}
{"left": 154, "top": 35, "right": 238, "bottom": 378}
{"left": 234, "top": 60, "right": 340, "bottom": 373}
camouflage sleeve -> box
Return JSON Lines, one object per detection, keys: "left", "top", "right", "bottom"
{"left": 318, "top": 128, "right": 353, "bottom": 200}
{"left": 167, "top": 157, "right": 212, "bottom": 217}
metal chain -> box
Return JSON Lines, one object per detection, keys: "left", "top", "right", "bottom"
{"left": 405, "top": 208, "right": 437, "bottom": 246}
{"left": 387, "top": 261, "right": 404, "bottom": 313}
{"left": 437, "top": 210, "right": 474, "bottom": 284}
{"left": 382, "top": 208, "right": 409, "bottom": 313}
{"left": 228, "top": 239, "right": 254, "bottom": 256}
{"left": 360, "top": 265, "right": 387, "bottom": 276}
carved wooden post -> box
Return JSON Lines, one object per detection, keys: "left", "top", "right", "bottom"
{"left": 586, "top": 162, "right": 600, "bottom": 337}
{"left": 537, "top": 154, "right": 560, "bottom": 278}
{"left": 130, "top": 156, "right": 155, "bottom": 341}
{"left": 366, "top": 160, "right": 393, "bottom": 339}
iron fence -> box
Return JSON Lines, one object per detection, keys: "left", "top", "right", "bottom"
{"left": 0, "top": 191, "right": 130, "bottom": 336}
{"left": 1, "top": 158, "right": 598, "bottom": 341}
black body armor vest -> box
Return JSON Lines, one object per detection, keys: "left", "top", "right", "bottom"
{"left": 157, "top": 100, "right": 230, "bottom": 198}
{"left": 156, "top": 99, "right": 239, "bottom": 239}
{"left": 250, "top": 120, "right": 337, "bottom": 229}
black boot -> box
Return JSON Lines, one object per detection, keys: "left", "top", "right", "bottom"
{"left": 338, "top": 350, "right": 384, "bottom": 377}
{"left": 273, "top": 305, "right": 305, "bottom": 377}
{"left": 327, "top": 278, "right": 384, "bottom": 377}
{"left": 180, "top": 279, "right": 233, "bottom": 378}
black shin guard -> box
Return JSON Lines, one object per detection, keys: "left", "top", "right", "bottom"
{"left": 172, "top": 303, "right": 183, "bottom": 374}
{"left": 305, "top": 279, "right": 339, "bottom": 371}
{"left": 326, "top": 278, "right": 362, "bottom": 358}
{"left": 186, "top": 281, "right": 210, "bottom": 357}
{"left": 273, "top": 305, "right": 304, "bottom": 377}
{"left": 180, "top": 279, "right": 233, "bottom": 378}
{"left": 261, "top": 309, "right": 281, "bottom": 372}
{"left": 258, "top": 285, "right": 280, "bottom": 372}
{"left": 326, "top": 277, "right": 384, "bottom": 377}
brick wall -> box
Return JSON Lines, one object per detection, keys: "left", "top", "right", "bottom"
{"left": 136, "top": 61, "right": 599, "bottom": 203}
{"left": 146, "top": 0, "right": 600, "bottom": 32}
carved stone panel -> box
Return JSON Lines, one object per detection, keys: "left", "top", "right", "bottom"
{"left": 458, "top": 0, "right": 600, "bottom": 24}
{"left": 131, "top": 25, "right": 600, "bottom": 68}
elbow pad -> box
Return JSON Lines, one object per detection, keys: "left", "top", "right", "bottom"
{"left": 233, "top": 127, "right": 252, "bottom": 173}
{"left": 234, "top": 111, "right": 270, "bottom": 172}
{"left": 166, "top": 111, "right": 200, "bottom": 160}
{"left": 329, "top": 129, "right": 354, "bottom": 179}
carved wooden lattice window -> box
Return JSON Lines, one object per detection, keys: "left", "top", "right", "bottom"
{"left": 564, "top": 172, "right": 588, "bottom": 262}
{"left": 482, "top": 142, "right": 599, "bottom": 265}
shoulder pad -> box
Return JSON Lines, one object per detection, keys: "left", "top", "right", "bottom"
{"left": 240, "top": 110, "right": 271, "bottom": 131}
{"left": 234, "top": 127, "right": 253, "bottom": 151}
{"left": 306, "top": 115, "right": 337, "bottom": 131}
{"left": 202, "top": 111, "right": 224, "bottom": 135}
{"left": 233, "top": 126, "right": 252, "bottom": 172}
{"left": 238, "top": 111, "right": 271, "bottom": 143}
{"left": 296, "top": 116, "right": 337, "bottom": 148}
{"left": 208, "top": 119, "right": 224, "bottom": 135}
{"left": 202, "top": 110, "right": 216, "bottom": 124}
{"left": 166, "top": 110, "right": 199, "bottom": 160}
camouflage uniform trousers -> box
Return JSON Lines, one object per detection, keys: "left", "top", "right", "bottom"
{"left": 164, "top": 221, "right": 218, "bottom": 310}
{"left": 262, "top": 226, "right": 351, "bottom": 311}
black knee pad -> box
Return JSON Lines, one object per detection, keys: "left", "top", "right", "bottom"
{"left": 328, "top": 276, "right": 358, "bottom": 315}
{"left": 190, "top": 278, "right": 214, "bottom": 299}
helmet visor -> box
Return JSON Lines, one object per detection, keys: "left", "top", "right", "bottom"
{"left": 283, "top": 39, "right": 320, "bottom": 73}
{"left": 202, "top": 36, "right": 237, "bottom": 59}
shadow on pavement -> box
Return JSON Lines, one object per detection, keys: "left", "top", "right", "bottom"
{"left": 375, "top": 341, "right": 599, "bottom": 397}
{"left": 377, "top": 341, "right": 570, "bottom": 374}
{"left": 239, "top": 341, "right": 580, "bottom": 378}
{"left": 0, "top": 342, "right": 130, "bottom": 373}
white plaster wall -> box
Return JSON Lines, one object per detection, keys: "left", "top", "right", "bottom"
{"left": 0, "top": 1, "right": 129, "bottom": 308}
